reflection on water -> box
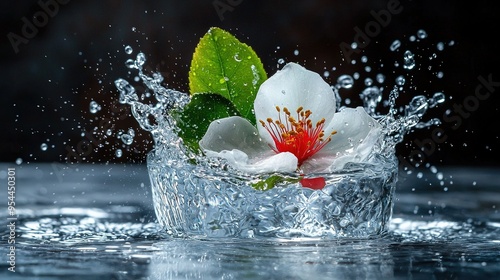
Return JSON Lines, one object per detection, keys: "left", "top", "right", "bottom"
{"left": 0, "top": 163, "right": 499, "bottom": 279}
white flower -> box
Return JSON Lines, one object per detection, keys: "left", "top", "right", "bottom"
{"left": 199, "top": 62, "right": 381, "bottom": 174}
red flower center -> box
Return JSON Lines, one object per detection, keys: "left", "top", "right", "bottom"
{"left": 259, "top": 106, "right": 337, "bottom": 166}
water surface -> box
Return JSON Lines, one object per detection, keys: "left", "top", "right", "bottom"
{"left": 1, "top": 163, "right": 499, "bottom": 279}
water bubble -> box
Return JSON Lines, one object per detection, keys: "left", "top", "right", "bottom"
{"left": 125, "top": 59, "right": 137, "bottom": 69}
{"left": 323, "top": 71, "right": 330, "bottom": 78}
{"left": 437, "top": 42, "right": 445, "bottom": 51}
{"left": 277, "top": 58, "right": 285, "bottom": 64}
{"left": 121, "top": 133, "right": 134, "bottom": 145}
{"left": 359, "top": 86, "right": 382, "bottom": 116}
{"left": 436, "top": 172, "right": 444, "bottom": 180}
{"left": 337, "top": 75, "right": 354, "bottom": 89}
{"left": 405, "top": 95, "right": 429, "bottom": 117}
{"left": 403, "top": 50, "right": 415, "bottom": 70}
{"left": 364, "top": 78, "right": 373, "bottom": 86}
{"left": 15, "top": 158, "right": 22, "bottom": 165}
{"left": 376, "top": 73, "right": 385, "bottom": 84}
{"left": 409, "top": 35, "right": 416, "bottom": 42}
{"left": 433, "top": 92, "right": 446, "bottom": 103}
{"left": 361, "top": 56, "right": 368, "bottom": 63}
{"left": 106, "top": 129, "right": 113, "bottom": 136}
{"left": 390, "top": 40, "right": 401, "bottom": 51}
{"left": 136, "top": 52, "right": 146, "bottom": 67}
{"left": 436, "top": 71, "right": 444, "bottom": 79}
{"left": 395, "top": 75, "right": 406, "bottom": 86}
{"left": 115, "top": 149, "right": 123, "bottom": 158}
{"left": 89, "top": 101, "right": 101, "bottom": 114}
{"left": 417, "top": 29, "right": 428, "bottom": 39}
{"left": 40, "top": 143, "right": 48, "bottom": 151}
{"left": 364, "top": 66, "right": 371, "bottom": 73}
{"left": 294, "top": 49, "right": 299, "bottom": 56}
{"left": 351, "top": 42, "right": 358, "bottom": 49}
{"left": 124, "top": 45, "right": 133, "bottom": 54}
{"left": 430, "top": 166, "right": 438, "bottom": 174}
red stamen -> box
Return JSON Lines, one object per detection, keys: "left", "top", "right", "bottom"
{"left": 260, "top": 106, "right": 337, "bottom": 166}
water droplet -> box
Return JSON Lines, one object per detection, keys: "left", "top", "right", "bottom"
{"left": 337, "top": 75, "right": 354, "bottom": 89}
{"left": 417, "top": 29, "right": 428, "bottom": 39}
{"left": 233, "top": 54, "right": 242, "bottom": 62}
{"left": 361, "top": 56, "right": 368, "bottom": 63}
{"left": 121, "top": 133, "right": 134, "bottom": 145}
{"left": 432, "top": 92, "right": 446, "bottom": 104}
{"left": 323, "top": 71, "right": 330, "bottom": 78}
{"left": 293, "top": 49, "right": 299, "bottom": 56}
{"left": 277, "top": 58, "right": 285, "bottom": 64}
{"left": 136, "top": 52, "right": 146, "bottom": 67}
{"left": 40, "top": 143, "right": 48, "bottom": 151}
{"left": 395, "top": 75, "right": 406, "bottom": 86}
{"left": 115, "top": 149, "right": 123, "bottom": 158}
{"left": 124, "top": 45, "right": 133, "bottom": 54}
{"left": 360, "top": 87, "right": 382, "bottom": 116}
{"left": 436, "top": 172, "right": 444, "bottom": 180}
{"left": 364, "top": 78, "right": 373, "bottom": 86}
{"left": 409, "top": 35, "right": 416, "bottom": 42}
{"left": 376, "top": 73, "right": 385, "bottom": 84}
{"left": 89, "top": 101, "right": 101, "bottom": 114}
{"left": 350, "top": 42, "right": 358, "bottom": 49}
{"left": 15, "top": 158, "right": 22, "bottom": 165}
{"left": 364, "top": 66, "right": 371, "bottom": 73}
{"left": 125, "top": 59, "right": 136, "bottom": 69}
{"left": 437, "top": 42, "right": 445, "bottom": 51}
{"left": 436, "top": 71, "right": 444, "bottom": 79}
{"left": 106, "top": 129, "right": 113, "bottom": 136}
{"left": 390, "top": 40, "right": 401, "bottom": 51}
{"left": 403, "top": 50, "right": 415, "bottom": 70}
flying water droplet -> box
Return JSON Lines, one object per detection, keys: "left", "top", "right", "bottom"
{"left": 115, "top": 149, "right": 123, "bottom": 158}
{"left": 395, "top": 75, "right": 406, "bottom": 86}
{"left": 40, "top": 143, "right": 48, "bottom": 151}
{"left": 89, "top": 101, "right": 101, "bottom": 114}
{"left": 417, "top": 29, "right": 428, "bottom": 39}
{"left": 403, "top": 50, "right": 415, "bottom": 70}
{"left": 124, "top": 45, "right": 133, "bottom": 54}
{"left": 390, "top": 40, "right": 401, "bottom": 51}
{"left": 336, "top": 75, "right": 354, "bottom": 89}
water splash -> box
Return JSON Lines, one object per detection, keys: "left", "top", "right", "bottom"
{"left": 113, "top": 31, "right": 449, "bottom": 238}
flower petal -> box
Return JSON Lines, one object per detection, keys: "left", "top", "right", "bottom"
{"left": 199, "top": 116, "right": 268, "bottom": 157}
{"left": 199, "top": 116, "right": 298, "bottom": 173}
{"left": 254, "top": 62, "right": 337, "bottom": 146}
{"left": 301, "top": 107, "right": 382, "bottom": 172}
{"left": 204, "top": 149, "right": 298, "bottom": 174}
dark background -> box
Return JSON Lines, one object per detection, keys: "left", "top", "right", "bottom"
{"left": 1, "top": 0, "right": 499, "bottom": 169}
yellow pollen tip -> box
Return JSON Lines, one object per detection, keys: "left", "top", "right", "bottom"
{"left": 331, "top": 130, "right": 337, "bottom": 136}
{"left": 275, "top": 106, "right": 281, "bottom": 112}
{"left": 266, "top": 118, "right": 273, "bottom": 123}
{"left": 296, "top": 106, "right": 303, "bottom": 114}
{"left": 259, "top": 120, "right": 265, "bottom": 126}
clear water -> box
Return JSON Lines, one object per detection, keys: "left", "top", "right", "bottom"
{"left": 1, "top": 163, "right": 499, "bottom": 279}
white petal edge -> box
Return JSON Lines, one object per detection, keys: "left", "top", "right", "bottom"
{"left": 204, "top": 149, "right": 298, "bottom": 174}
{"left": 199, "top": 116, "right": 269, "bottom": 158}
{"left": 254, "top": 62, "right": 337, "bottom": 146}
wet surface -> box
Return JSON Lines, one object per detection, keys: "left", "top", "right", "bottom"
{"left": 0, "top": 163, "right": 499, "bottom": 279}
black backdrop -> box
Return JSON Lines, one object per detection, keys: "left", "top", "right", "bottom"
{"left": 2, "top": 0, "right": 500, "bottom": 169}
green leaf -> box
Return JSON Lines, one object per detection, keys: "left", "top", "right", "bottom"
{"left": 252, "top": 175, "right": 300, "bottom": 191}
{"left": 189, "top": 27, "right": 267, "bottom": 124}
{"left": 174, "top": 93, "right": 240, "bottom": 152}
